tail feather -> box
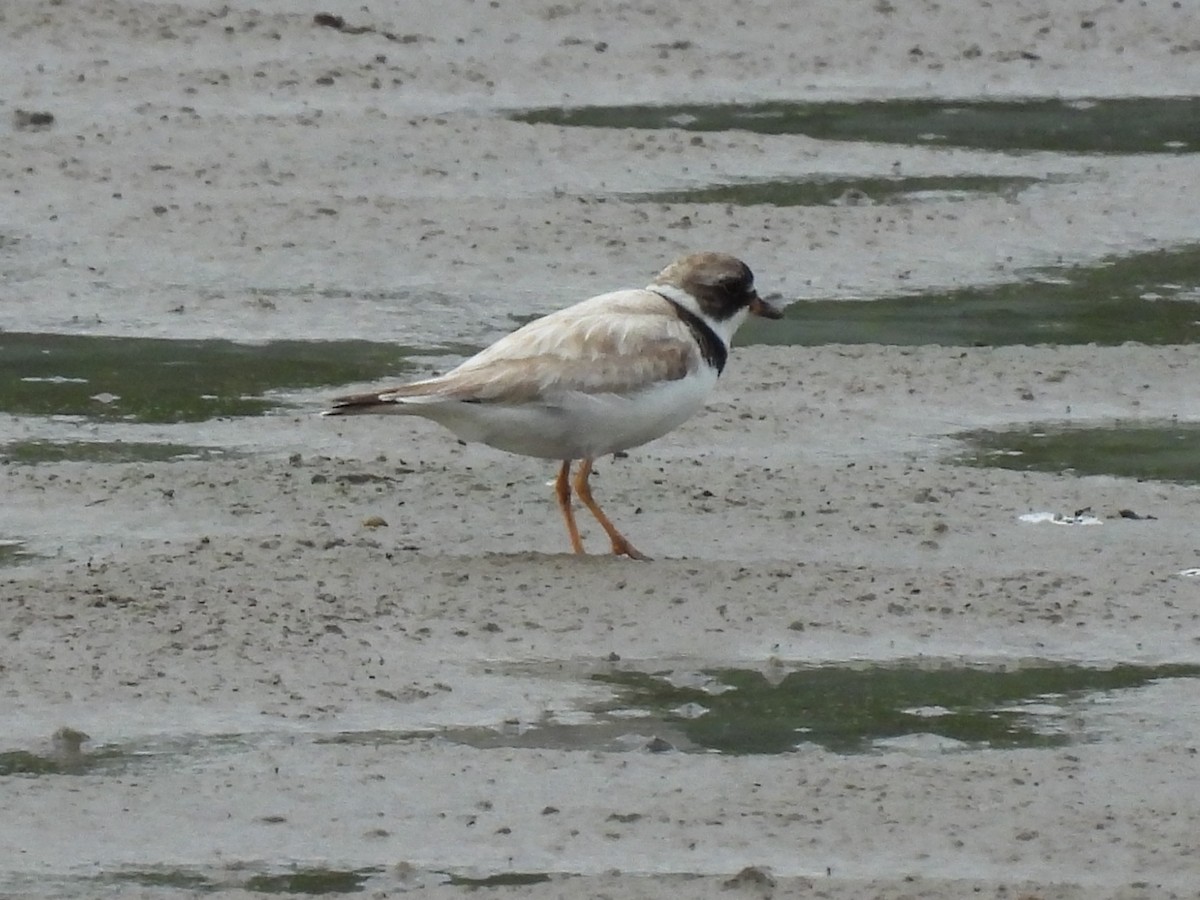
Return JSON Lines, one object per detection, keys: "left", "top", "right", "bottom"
{"left": 322, "top": 382, "right": 447, "bottom": 416}
{"left": 322, "top": 392, "right": 396, "bottom": 416}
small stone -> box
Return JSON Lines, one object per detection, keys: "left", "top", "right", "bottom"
{"left": 14, "top": 109, "right": 55, "bottom": 130}
{"left": 724, "top": 866, "right": 776, "bottom": 889}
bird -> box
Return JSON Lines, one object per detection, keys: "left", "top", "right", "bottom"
{"left": 324, "top": 251, "right": 782, "bottom": 559}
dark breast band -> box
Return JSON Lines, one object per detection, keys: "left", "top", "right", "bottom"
{"left": 654, "top": 292, "right": 728, "bottom": 375}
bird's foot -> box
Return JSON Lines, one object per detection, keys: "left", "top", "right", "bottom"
{"left": 610, "top": 536, "right": 651, "bottom": 561}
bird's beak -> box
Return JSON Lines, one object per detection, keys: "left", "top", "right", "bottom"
{"left": 748, "top": 292, "right": 783, "bottom": 320}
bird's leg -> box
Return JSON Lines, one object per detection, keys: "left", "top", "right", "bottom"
{"left": 555, "top": 460, "right": 586, "bottom": 555}
{"left": 573, "top": 458, "right": 650, "bottom": 561}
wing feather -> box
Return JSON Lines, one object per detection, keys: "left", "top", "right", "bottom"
{"left": 332, "top": 290, "right": 702, "bottom": 410}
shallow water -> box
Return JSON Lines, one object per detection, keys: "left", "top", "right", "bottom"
{"left": 10, "top": 661, "right": 1195, "bottom": 777}
{"left": 0, "top": 540, "right": 33, "bottom": 568}
{"left": 592, "top": 661, "right": 1200, "bottom": 754}
{"left": 631, "top": 174, "right": 1042, "bottom": 207}
{"left": 210, "top": 660, "right": 1200, "bottom": 758}
{"left": 5, "top": 657, "right": 1198, "bottom": 895}
{"left": 45, "top": 866, "right": 385, "bottom": 897}
{"left": 242, "top": 869, "right": 377, "bottom": 895}
{"left": 0, "top": 333, "right": 428, "bottom": 423}
{"left": 447, "top": 872, "right": 554, "bottom": 887}
{"left": 512, "top": 97, "right": 1200, "bottom": 154}
{"left": 1, "top": 440, "right": 229, "bottom": 465}
{"left": 0, "top": 731, "right": 254, "bottom": 777}
{"left": 954, "top": 421, "right": 1200, "bottom": 485}
{"left": 739, "top": 244, "right": 1200, "bottom": 347}
{"left": 20, "top": 864, "right": 558, "bottom": 897}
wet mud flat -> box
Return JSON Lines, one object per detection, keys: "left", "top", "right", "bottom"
{"left": 5, "top": 0, "right": 1200, "bottom": 897}
{"left": 4, "top": 341, "right": 1200, "bottom": 900}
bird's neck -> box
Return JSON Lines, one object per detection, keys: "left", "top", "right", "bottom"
{"left": 648, "top": 283, "right": 748, "bottom": 348}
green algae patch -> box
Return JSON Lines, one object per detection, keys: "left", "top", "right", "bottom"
{"left": 0, "top": 332, "right": 426, "bottom": 423}
{"left": 446, "top": 872, "right": 555, "bottom": 888}
{"left": 955, "top": 422, "right": 1200, "bottom": 485}
{"left": 102, "top": 869, "right": 218, "bottom": 892}
{"left": 1, "top": 439, "right": 228, "bottom": 465}
{"left": 243, "top": 868, "right": 377, "bottom": 894}
{"left": 634, "top": 174, "right": 1040, "bottom": 207}
{"left": 595, "top": 662, "right": 1200, "bottom": 754}
{"left": 512, "top": 97, "right": 1200, "bottom": 154}
{"left": 738, "top": 244, "right": 1200, "bottom": 347}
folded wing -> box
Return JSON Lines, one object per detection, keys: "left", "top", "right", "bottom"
{"left": 326, "top": 289, "right": 700, "bottom": 414}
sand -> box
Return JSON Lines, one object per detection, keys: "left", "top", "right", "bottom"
{"left": 2, "top": 1, "right": 1200, "bottom": 897}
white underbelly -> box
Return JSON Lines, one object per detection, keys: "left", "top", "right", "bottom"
{"left": 419, "top": 370, "right": 718, "bottom": 460}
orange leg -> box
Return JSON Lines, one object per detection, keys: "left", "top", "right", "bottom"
{"left": 555, "top": 460, "right": 586, "bottom": 555}
{"left": 573, "top": 458, "right": 650, "bottom": 561}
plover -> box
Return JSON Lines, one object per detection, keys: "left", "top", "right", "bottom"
{"left": 325, "top": 252, "right": 782, "bottom": 559}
